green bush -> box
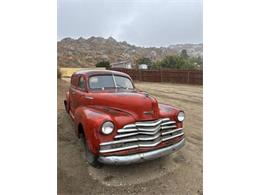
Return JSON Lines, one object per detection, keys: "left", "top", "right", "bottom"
{"left": 136, "top": 57, "right": 152, "bottom": 65}
{"left": 151, "top": 54, "right": 202, "bottom": 70}
{"left": 95, "top": 61, "right": 110, "bottom": 68}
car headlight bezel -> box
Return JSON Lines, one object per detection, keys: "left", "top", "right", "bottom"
{"left": 177, "top": 111, "right": 185, "bottom": 122}
{"left": 101, "top": 121, "right": 114, "bottom": 135}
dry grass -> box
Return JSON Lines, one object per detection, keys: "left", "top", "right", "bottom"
{"left": 59, "top": 67, "right": 106, "bottom": 78}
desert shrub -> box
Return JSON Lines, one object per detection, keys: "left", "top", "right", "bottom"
{"left": 136, "top": 57, "right": 152, "bottom": 65}
{"left": 151, "top": 54, "right": 200, "bottom": 70}
{"left": 57, "top": 68, "right": 62, "bottom": 78}
{"left": 95, "top": 61, "right": 110, "bottom": 68}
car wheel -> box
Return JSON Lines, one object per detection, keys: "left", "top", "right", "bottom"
{"left": 79, "top": 133, "right": 102, "bottom": 168}
{"left": 64, "top": 100, "right": 68, "bottom": 113}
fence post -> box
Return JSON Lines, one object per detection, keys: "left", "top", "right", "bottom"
{"left": 160, "top": 69, "right": 163, "bottom": 82}
{"left": 187, "top": 71, "right": 190, "bottom": 84}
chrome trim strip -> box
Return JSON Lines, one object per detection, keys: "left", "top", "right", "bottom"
{"left": 117, "top": 128, "right": 138, "bottom": 133}
{"left": 135, "top": 129, "right": 162, "bottom": 135}
{"left": 162, "top": 132, "right": 184, "bottom": 141}
{"left": 117, "top": 125, "right": 180, "bottom": 137}
{"left": 99, "top": 132, "right": 184, "bottom": 153}
{"left": 115, "top": 132, "right": 162, "bottom": 139}
{"left": 100, "top": 133, "right": 162, "bottom": 146}
{"left": 137, "top": 133, "right": 161, "bottom": 141}
{"left": 137, "top": 125, "right": 161, "bottom": 132}
{"left": 84, "top": 96, "right": 94, "bottom": 100}
{"left": 117, "top": 119, "right": 174, "bottom": 133}
{"left": 98, "top": 139, "right": 185, "bottom": 165}
{"left": 161, "top": 128, "right": 183, "bottom": 135}
{"left": 100, "top": 138, "right": 138, "bottom": 146}
{"left": 115, "top": 132, "right": 139, "bottom": 139}
{"left": 124, "top": 124, "right": 137, "bottom": 128}
{"left": 161, "top": 125, "right": 177, "bottom": 130}
{"left": 161, "top": 121, "right": 176, "bottom": 125}
{"left": 135, "top": 118, "right": 169, "bottom": 127}
{"left": 122, "top": 118, "right": 170, "bottom": 129}
{"left": 117, "top": 128, "right": 163, "bottom": 137}
{"left": 100, "top": 145, "right": 139, "bottom": 153}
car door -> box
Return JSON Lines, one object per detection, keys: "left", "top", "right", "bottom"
{"left": 69, "top": 75, "right": 79, "bottom": 115}
{"left": 76, "top": 75, "right": 88, "bottom": 107}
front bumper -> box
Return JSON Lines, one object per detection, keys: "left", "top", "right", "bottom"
{"left": 98, "top": 138, "right": 185, "bottom": 165}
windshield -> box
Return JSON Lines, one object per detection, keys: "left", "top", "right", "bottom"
{"left": 89, "top": 75, "right": 134, "bottom": 90}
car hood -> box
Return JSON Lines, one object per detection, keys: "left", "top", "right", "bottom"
{"left": 89, "top": 91, "right": 160, "bottom": 121}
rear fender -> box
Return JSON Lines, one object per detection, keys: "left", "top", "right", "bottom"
{"left": 64, "top": 91, "right": 70, "bottom": 113}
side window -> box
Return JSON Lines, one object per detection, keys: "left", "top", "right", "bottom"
{"left": 78, "top": 76, "right": 85, "bottom": 90}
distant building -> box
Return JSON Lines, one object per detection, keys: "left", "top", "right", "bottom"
{"left": 111, "top": 61, "right": 132, "bottom": 69}
{"left": 138, "top": 64, "right": 149, "bottom": 70}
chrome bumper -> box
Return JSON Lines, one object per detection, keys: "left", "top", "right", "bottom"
{"left": 98, "top": 138, "right": 185, "bottom": 165}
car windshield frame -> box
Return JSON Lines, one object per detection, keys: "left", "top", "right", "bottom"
{"left": 88, "top": 74, "right": 134, "bottom": 91}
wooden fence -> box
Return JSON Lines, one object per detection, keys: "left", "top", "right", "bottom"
{"left": 109, "top": 68, "right": 203, "bottom": 85}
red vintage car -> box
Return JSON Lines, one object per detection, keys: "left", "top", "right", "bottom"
{"left": 64, "top": 70, "right": 185, "bottom": 167}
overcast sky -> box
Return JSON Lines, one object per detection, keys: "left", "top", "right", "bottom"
{"left": 58, "top": 0, "right": 202, "bottom": 47}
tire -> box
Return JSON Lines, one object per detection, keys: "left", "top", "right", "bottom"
{"left": 79, "top": 133, "right": 102, "bottom": 168}
{"left": 64, "top": 100, "right": 68, "bottom": 113}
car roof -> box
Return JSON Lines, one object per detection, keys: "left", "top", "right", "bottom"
{"left": 72, "top": 69, "right": 130, "bottom": 78}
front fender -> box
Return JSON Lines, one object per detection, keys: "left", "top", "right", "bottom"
{"left": 159, "top": 103, "right": 184, "bottom": 128}
{"left": 74, "top": 106, "right": 135, "bottom": 155}
{"left": 74, "top": 106, "right": 108, "bottom": 155}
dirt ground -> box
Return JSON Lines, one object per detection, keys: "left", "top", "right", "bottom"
{"left": 58, "top": 79, "right": 203, "bottom": 195}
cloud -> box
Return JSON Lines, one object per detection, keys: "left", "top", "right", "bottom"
{"left": 58, "top": 0, "right": 202, "bottom": 46}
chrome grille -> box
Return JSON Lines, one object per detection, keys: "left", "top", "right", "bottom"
{"left": 100, "top": 118, "right": 184, "bottom": 153}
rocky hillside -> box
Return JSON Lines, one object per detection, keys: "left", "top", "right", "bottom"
{"left": 57, "top": 36, "right": 202, "bottom": 68}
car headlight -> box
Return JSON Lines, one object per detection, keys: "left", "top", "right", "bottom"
{"left": 177, "top": 111, "right": 185, "bottom": 122}
{"left": 101, "top": 121, "right": 114, "bottom": 135}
